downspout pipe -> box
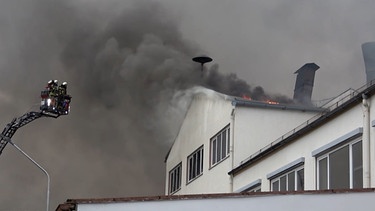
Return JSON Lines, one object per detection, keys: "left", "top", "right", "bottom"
{"left": 229, "top": 107, "right": 236, "bottom": 192}
{"left": 362, "top": 94, "right": 371, "bottom": 188}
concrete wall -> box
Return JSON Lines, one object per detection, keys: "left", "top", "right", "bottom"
{"left": 76, "top": 191, "right": 375, "bottom": 211}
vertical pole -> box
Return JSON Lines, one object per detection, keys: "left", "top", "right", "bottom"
{"left": 7, "top": 139, "right": 50, "bottom": 211}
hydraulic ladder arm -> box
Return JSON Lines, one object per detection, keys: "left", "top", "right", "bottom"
{"left": 0, "top": 112, "right": 44, "bottom": 155}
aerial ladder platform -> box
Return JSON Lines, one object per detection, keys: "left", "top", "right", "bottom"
{"left": 0, "top": 80, "right": 71, "bottom": 155}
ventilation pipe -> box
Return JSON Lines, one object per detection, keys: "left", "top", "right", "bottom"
{"left": 362, "top": 42, "right": 375, "bottom": 84}
{"left": 293, "top": 63, "right": 320, "bottom": 105}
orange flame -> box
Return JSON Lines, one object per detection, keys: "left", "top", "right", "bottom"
{"left": 265, "top": 100, "right": 279, "bottom": 105}
{"left": 242, "top": 94, "right": 252, "bottom": 100}
{"left": 242, "top": 95, "right": 279, "bottom": 105}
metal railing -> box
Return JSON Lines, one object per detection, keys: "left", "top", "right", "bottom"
{"left": 238, "top": 80, "right": 375, "bottom": 166}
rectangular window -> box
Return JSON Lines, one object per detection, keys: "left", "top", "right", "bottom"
{"left": 236, "top": 179, "right": 261, "bottom": 193}
{"left": 168, "top": 163, "right": 182, "bottom": 194}
{"left": 187, "top": 146, "right": 204, "bottom": 183}
{"left": 210, "top": 125, "right": 230, "bottom": 167}
{"left": 247, "top": 185, "right": 261, "bottom": 192}
{"left": 317, "top": 140, "right": 363, "bottom": 190}
{"left": 271, "top": 166, "right": 304, "bottom": 192}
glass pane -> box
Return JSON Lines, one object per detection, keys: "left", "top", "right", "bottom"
{"left": 330, "top": 146, "right": 350, "bottom": 189}
{"left": 227, "top": 128, "right": 230, "bottom": 154}
{"left": 193, "top": 153, "right": 197, "bottom": 178}
{"left": 288, "top": 171, "right": 295, "bottom": 191}
{"left": 222, "top": 130, "right": 227, "bottom": 159}
{"left": 189, "top": 158, "right": 193, "bottom": 181}
{"left": 212, "top": 139, "right": 217, "bottom": 165}
{"left": 177, "top": 166, "right": 181, "bottom": 189}
{"left": 272, "top": 180, "right": 279, "bottom": 191}
{"left": 170, "top": 171, "right": 174, "bottom": 192}
{"left": 199, "top": 148, "right": 203, "bottom": 173}
{"left": 196, "top": 151, "right": 200, "bottom": 175}
{"left": 217, "top": 134, "right": 222, "bottom": 161}
{"left": 319, "top": 158, "right": 328, "bottom": 190}
{"left": 352, "top": 141, "right": 363, "bottom": 188}
{"left": 296, "top": 169, "right": 304, "bottom": 191}
{"left": 280, "top": 175, "right": 287, "bottom": 191}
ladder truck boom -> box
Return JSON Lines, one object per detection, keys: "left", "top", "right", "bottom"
{"left": 0, "top": 80, "right": 71, "bottom": 156}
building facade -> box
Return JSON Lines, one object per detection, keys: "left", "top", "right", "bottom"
{"left": 165, "top": 81, "right": 375, "bottom": 195}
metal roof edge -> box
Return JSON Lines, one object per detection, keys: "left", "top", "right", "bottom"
{"left": 232, "top": 98, "right": 326, "bottom": 113}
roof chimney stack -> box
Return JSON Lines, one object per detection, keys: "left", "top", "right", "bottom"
{"left": 293, "top": 63, "right": 320, "bottom": 105}
{"left": 362, "top": 42, "right": 375, "bottom": 84}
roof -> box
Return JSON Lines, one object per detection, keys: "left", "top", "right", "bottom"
{"left": 228, "top": 81, "right": 375, "bottom": 175}
{"left": 232, "top": 97, "right": 326, "bottom": 112}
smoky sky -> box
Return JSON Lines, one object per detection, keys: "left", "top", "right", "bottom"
{"left": 0, "top": 0, "right": 287, "bottom": 210}
{"left": 0, "top": 0, "right": 375, "bottom": 210}
{"left": 176, "top": 0, "right": 375, "bottom": 102}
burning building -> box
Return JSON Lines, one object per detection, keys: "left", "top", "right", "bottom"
{"left": 162, "top": 43, "right": 375, "bottom": 195}
{"left": 57, "top": 42, "right": 375, "bottom": 210}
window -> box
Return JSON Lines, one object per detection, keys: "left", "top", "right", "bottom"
{"left": 210, "top": 125, "right": 230, "bottom": 167}
{"left": 317, "top": 140, "right": 362, "bottom": 190}
{"left": 187, "top": 146, "right": 204, "bottom": 183}
{"left": 168, "top": 163, "right": 182, "bottom": 194}
{"left": 271, "top": 166, "right": 304, "bottom": 191}
{"left": 235, "top": 179, "right": 261, "bottom": 193}
{"left": 247, "top": 185, "right": 261, "bottom": 193}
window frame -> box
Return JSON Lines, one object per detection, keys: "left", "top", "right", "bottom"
{"left": 235, "top": 179, "right": 261, "bottom": 193}
{"left": 270, "top": 166, "right": 304, "bottom": 192}
{"left": 168, "top": 162, "right": 182, "bottom": 195}
{"left": 210, "top": 124, "right": 230, "bottom": 168}
{"left": 187, "top": 145, "right": 204, "bottom": 184}
{"left": 316, "top": 139, "right": 363, "bottom": 190}
{"left": 267, "top": 157, "right": 305, "bottom": 192}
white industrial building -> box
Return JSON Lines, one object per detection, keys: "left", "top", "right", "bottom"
{"left": 56, "top": 42, "right": 375, "bottom": 210}
{"left": 164, "top": 42, "right": 375, "bottom": 195}
{"left": 165, "top": 84, "right": 370, "bottom": 195}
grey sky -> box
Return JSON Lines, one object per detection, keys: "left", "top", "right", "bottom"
{"left": 168, "top": 0, "right": 375, "bottom": 100}
{"left": 0, "top": 0, "right": 374, "bottom": 210}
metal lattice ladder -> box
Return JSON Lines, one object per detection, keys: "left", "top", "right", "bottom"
{"left": 0, "top": 112, "right": 44, "bottom": 155}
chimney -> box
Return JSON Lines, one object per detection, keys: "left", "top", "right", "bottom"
{"left": 362, "top": 42, "right": 375, "bottom": 84}
{"left": 293, "top": 63, "right": 320, "bottom": 105}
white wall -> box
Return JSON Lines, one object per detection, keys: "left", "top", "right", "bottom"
{"left": 233, "top": 103, "right": 364, "bottom": 192}
{"left": 233, "top": 106, "right": 318, "bottom": 165}
{"left": 76, "top": 191, "right": 375, "bottom": 211}
{"left": 165, "top": 91, "right": 233, "bottom": 194}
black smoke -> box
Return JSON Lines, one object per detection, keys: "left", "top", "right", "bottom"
{"left": 204, "top": 64, "right": 293, "bottom": 103}
{"left": 0, "top": 0, "right": 291, "bottom": 210}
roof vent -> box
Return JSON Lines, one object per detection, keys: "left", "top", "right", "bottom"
{"left": 293, "top": 63, "right": 320, "bottom": 105}
{"left": 362, "top": 42, "right": 375, "bottom": 84}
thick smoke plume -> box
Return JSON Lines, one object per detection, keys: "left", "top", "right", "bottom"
{"left": 203, "top": 64, "right": 293, "bottom": 103}
{"left": 0, "top": 0, "right": 291, "bottom": 210}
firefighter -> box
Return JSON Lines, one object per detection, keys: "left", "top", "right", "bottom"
{"left": 59, "top": 82, "right": 67, "bottom": 95}
{"left": 49, "top": 80, "right": 58, "bottom": 108}
{"left": 57, "top": 82, "right": 69, "bottom": 114}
